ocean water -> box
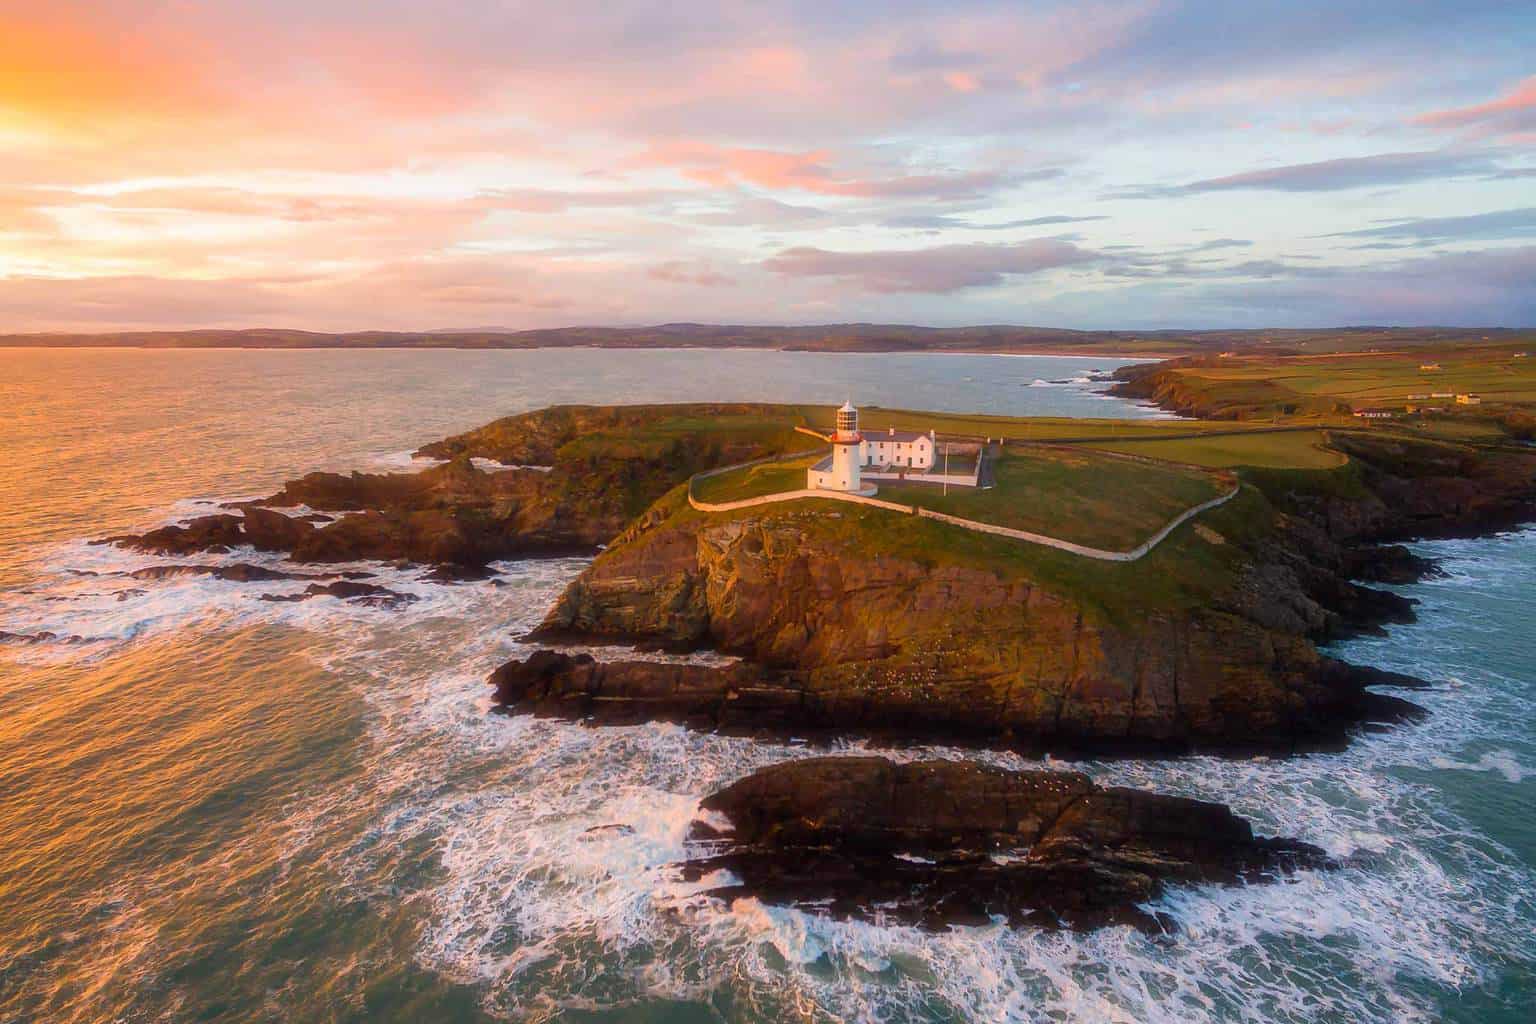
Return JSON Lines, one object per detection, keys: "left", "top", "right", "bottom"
{"left": 0, "top": 347, "right": 1531, "bottom": 1023}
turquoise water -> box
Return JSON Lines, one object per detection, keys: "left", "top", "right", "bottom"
{"left": 0, "top": 348, "right": 1531, "bottom": 1022}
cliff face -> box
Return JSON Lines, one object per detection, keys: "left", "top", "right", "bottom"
{"left": 511, "top": 431, "right": 1533, "bottom": 753}
{"left": 1108, "top": 362, "right": 1349, "bottom": 420}
{"left": 521, "top": 517, "right": 1403, "bottom": 752}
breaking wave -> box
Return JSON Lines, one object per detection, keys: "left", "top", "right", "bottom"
{"left": 4, "top": 499, "right": 1531, "bottom": 1021}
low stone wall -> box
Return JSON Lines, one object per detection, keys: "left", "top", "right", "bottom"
{"left": 690, "top": 486, "right": 915, "bottom": 516}
{"left": 687, "top": 455, "right": 1241, "bottom": 562}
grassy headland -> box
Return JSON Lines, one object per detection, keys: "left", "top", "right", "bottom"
{"left": 1113, "top": 345, "right": 1536, "bottom": 440}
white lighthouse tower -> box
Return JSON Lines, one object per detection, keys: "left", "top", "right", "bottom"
{"left": 828, "top": 399, "right": 863, "bottom": 492}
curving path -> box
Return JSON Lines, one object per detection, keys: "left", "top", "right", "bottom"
{"left": 687, "top": 459, "right": 1241, "bottom": 563}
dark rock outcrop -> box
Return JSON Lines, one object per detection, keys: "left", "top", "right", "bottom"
{"left": 259, "top": 580, "right": 416, "bottom": 607}
{"left": 491, "top": 649, "right": 1420, "bottom": 755}
{"left": 104, "top": 405, "right": 820, "bottom": 569}
{"left": 125, "top": 562, "right": 351, "bottom": 582}
{"left": 103, "top": 514, "right": 246, "bottom": 555}
{"left": 0, "top": 630, "right": 88, "bottom": 645}
{"left": 681, "top": 757, "right": 1328, "bottom": 930}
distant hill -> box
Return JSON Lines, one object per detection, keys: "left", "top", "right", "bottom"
{"left": 2, "top": 323, "right": 1531, "bottom": 356}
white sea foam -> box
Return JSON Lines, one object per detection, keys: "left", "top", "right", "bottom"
{"left": 370, "top": 450, "right": 552, "bottom": 473}
{"left": 370, "top": 450, "right": 436, "bottom": 471}
{"left": 345, "top": 529, "right": 1534, "bottom": 1022}
{"left": 13, "top": 499, "right": 1532, "bottom": 1021}
{"left": 0, "top": 532, "right": 566, "bottom": 664}
{"left": 334, "top": 653, "right": 1533, "bottom": 1024}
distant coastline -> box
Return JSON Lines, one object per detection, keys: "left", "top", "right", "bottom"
{"left": 0, "top": 342, "right": 1182, "bottom": 360}
{"left": 3, "top": 323, "right": 1530, "bottom": 358}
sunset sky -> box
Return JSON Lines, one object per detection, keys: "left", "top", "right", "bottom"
{"left": 2, "top": 1, "right": 1533, "bottom": 331}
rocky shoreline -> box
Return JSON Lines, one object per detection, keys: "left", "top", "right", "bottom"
{"left": 493, "top": 430, "right": 1535, "bottom": 757}
{"left": 90, "top": 400, "right": 1536, "bottom": 934}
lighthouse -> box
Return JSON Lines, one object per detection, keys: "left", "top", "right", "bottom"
{"left": 827, "top": 399, "right": 863, "bottom": 492}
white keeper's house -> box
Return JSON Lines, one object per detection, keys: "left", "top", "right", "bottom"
{"left": 804, "top": 400, "right": 937, "bottom": 494}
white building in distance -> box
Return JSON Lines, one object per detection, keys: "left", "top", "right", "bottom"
{"left": 805, "top": 400, "right": 937, "bottom": 493}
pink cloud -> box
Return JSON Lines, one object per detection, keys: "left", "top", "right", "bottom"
{"left": 1416, "top": 76, "right": 1536, "bottom": 138}
{"left": 630, "top": 142, "right": 1015, "bottom": 200}
{"left": 646, "top": 261, "right": 738, "bottom": 287}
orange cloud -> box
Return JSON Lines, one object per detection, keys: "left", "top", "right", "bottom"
{"left": 0, "top": 15, "right": 209, "bottom": 123}
{"left": 629, "top": 142, "right": 1016, "bottom": 200}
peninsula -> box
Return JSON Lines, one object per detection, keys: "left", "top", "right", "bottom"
{"left": 103, "top": 349, "right": 1536, "bottom": 756}
{"left": 94, "top": 345, "right": 1536, "bottom": 930}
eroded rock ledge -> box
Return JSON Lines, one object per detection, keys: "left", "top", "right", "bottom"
{"left": 98, "top": 403, "right": 819, "bottom": 569}
{"left": 679, "top": 756, "right": 1327, "bottom": 931}
{"left": 491, "top": 650, "right": 1422, "bottom": 756}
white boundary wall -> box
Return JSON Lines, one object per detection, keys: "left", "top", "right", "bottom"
{"left": 862, "top": 469, "right": 981, "bottom": 487}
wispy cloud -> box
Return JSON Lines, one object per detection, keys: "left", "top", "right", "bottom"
{"left": 1415, "top": 76, "right": 1536, "bottom": 139}
{"left": 646, "top": 261, "right": 737, "bottom": 287}
{"left": 763, "top": 240, "right": 1098, "bottom": 293}
{"left": 1125, "top": 150, "right": 1505, "bottom": 197}
{"left": 2, "top": 0, "right": 1533, "bottom": 328}
{"left": 886, "top": 213, "right": 1107, "bottom": 231}
{"left": 1326, "top": 207, "right": 1536, "bottom": 242}
{"left": 629, "top": 142, "right": 1026, "bottom": 201}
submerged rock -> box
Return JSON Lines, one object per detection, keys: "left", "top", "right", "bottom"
{"left": 682, "top": 756, "right": 1328, "bottom": 931}
{"left": 0, "top": 629, "right": 88, "bottom": 645}
{"left": 259, "top": 580, "right": 416, "bottom": 607}
{"left": 126, "top": 562, "right": 334, "bottom": 582}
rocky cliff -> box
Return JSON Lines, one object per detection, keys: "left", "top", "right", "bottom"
{"left": 1108, "top": 360, "right": 1350, "bottom": 420}
{"left": 503, "top": 431, "right": 1535, "bottom": 753}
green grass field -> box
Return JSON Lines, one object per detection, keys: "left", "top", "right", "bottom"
{"left": 664, "top": 475, "right": 1275, "bottom": 624}
{"left": 1169, "top": 348, "right": 1536, "bottom": 409}
{"left": 828, "top": 407, "right": 1277, "bottom": 441}
{"left": 878, "top": 448, "right": 1227, "bottom": 549}
{"left": 699, "top": 445, "right": 1229, "bottom": 551}
{"left": 1076, "top": 429, "right": 1347, "bottom": 469}
{"left": 691, "top": 454, "right": 822, "bottom": 503}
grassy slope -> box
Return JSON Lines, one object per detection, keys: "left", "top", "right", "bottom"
{"left": 1187, "top": 349, "right": 1536, "bottom": 405}
{"left": 844, "top": 407, "right": 1271, "bottom": 441}
{"left": 594, "top": 350, "right": 1529, "bottom": 629}
{"left": 878, "top": 449, "right": 1225, "bottom": 549}
{"left": 693, "top": 445, "right": 1228, "bottom": 551}
{"left": 658, "top": 477, "right": 1274, "bottom": 627}
{"left": 692, "top": 454, "right": 824, "bottom": 503}
{"left": 1080, "top": 430, "right": 1347, "bottom": 469}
